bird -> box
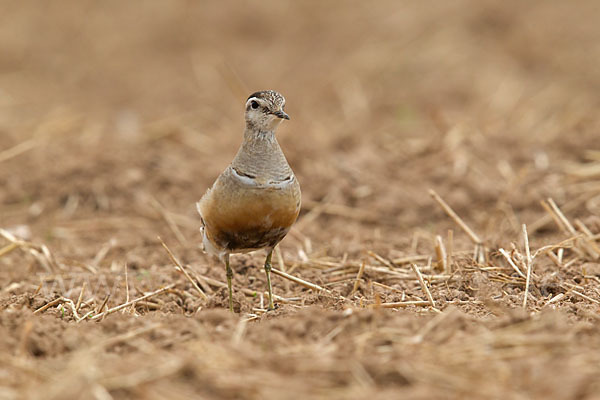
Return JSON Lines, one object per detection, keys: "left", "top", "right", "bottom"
{"left": 197, "top": 90, "right": 301, "bottom": 312}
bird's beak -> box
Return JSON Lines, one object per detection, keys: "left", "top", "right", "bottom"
{"left": 272, "top": 110, "right": 290, "bottom": 120}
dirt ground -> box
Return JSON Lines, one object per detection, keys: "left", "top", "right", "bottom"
{"left": 2, "top": 1, "right": 600, "bottom": 399}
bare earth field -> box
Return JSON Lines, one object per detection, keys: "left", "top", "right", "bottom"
{"left": 2, "top": 1, "right": 600, "bottom": 399}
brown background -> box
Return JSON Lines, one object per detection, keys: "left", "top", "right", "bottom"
{"left": 2, "top": 1, "right": 600, "bottom": 399}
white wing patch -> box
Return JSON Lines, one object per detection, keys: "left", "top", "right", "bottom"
{"left": 230, "top": 167, "right": 259, "bottom": 186}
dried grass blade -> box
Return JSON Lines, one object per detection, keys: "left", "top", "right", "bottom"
{"left": 411, "top": 264, "right": 435, "bottom": 307}
{"left": 350, "top": 260, "right": 366, "bottom": 296}
{"left": 159, "top": 237, "right": 208, "bottom": 300}
{"left": 33, "top": 297, "right": 65, "bottom": 314}
{"left": 434, "top": 235, "right": 447, "bottom": 273}
{"left": 522, "top": 224, "right": 533, "bottom": 309}
{"left": 89, "top": 284, "right": 175, "bottom": 321}
{"left": 271, "top": 267, "right": 330, "bottom": 293}
{"left": 372, "top": 300, "right": 431, "bottom": 308}
{"left": 429, "top": 189, "right": 482, "bottom": 245}
{"left": 367, "top": 251, "right": 397, "bottom": 270}
{"left": 149, "top": 196, "right": 187, "bottom": 246}
{"left": 499, "top": 248, "right": 526, "bottom": 279}
{"left": 0, "top": 138, "right": 38, "bottom": 164}
{"left": 0, "top": 242, "right": 20, "bottom": 258}
{"left": 75, "top": 282, "right": 87, "bottom": 312}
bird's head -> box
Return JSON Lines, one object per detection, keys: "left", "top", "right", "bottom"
{"left": 244, "top": 90, "right": 289, "bottom": 132}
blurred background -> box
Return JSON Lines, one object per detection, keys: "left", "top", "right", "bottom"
{"left": 1, "top": 0, "right": 600, "bottom": 265}
{"left": 3, "top": 2, "right": 600, "bottom": 399}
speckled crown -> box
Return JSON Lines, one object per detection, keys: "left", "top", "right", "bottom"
{"left": 247, "top": 90, "right": 286, "bottom": 108}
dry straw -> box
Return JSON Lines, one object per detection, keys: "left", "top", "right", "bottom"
{"left": 429, "top": 189, "right": 486, "bottom": 263}
{"left": 159, "top": 236, "right": 208, "bottom": 300}
{"left": 350, "top": 260, "right": 367, "bottom": 296}
{"left": 411, "top": 263, "right": 436, "bottom": 308}
{"left": 522, "top": 224, "right": 533, "bottom": 309}
{"left": 89, "top": 284, "right": 175, "bottom": 321}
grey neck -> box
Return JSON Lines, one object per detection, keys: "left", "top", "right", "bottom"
{"left": 233, "top": 127, "right": 291, "bottom": 180}
{"left": 243, "top": 126, "right": 276, "bottom": 141}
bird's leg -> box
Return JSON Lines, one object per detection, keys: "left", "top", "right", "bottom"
{"left": 225, "top": 254, "right": 234, "bottom": 312}
{"left": 264, "top": 249, "right": 275, "bottom": 310}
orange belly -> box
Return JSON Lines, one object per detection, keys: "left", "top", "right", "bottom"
{"left": 199, "top": 184, "right": 300, "bottom": 252}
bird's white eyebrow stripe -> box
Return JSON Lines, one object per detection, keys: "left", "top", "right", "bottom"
{"left": 230, "top": 167, "right": 295, "bottom": 188}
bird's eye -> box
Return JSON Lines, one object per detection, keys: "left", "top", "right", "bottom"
{"left": 251, "top": 101, "right": 259, "bottom": 109}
